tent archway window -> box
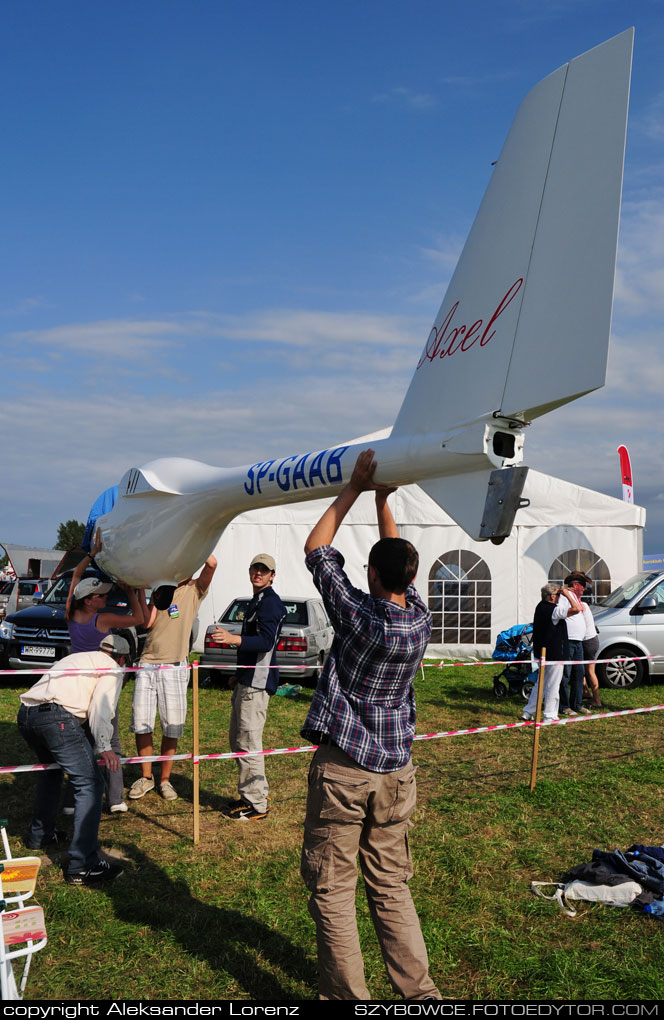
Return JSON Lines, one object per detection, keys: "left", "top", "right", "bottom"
{"left": 548, "top": 549, "right": 611, "bottom": 602}
{"left": 428, "top": 550, "right": 491, "bottom": 644}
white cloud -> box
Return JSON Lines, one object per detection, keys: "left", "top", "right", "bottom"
{"left": 637, "top": 91, "right": 664, "bottom": 142}
{"left": 614, "top": 192, "right": 664, "bottom": 317}
{"left": 206, "top": 307, "right": 423, "bottom": 351}
{"left": 8, "top": 319, "right": 186, "bottom": 360}
{"left": 1, "top": 296, "right": 51, "bottom": 317}
{"left": 371, "top": 87, "right": 437, "bottom": 110}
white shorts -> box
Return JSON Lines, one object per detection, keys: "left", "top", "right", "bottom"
{"left": 130, "top": 662, "right": 190, "bottom": 738}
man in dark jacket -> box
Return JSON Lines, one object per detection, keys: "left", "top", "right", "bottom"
{"left": 522, "top": 582, "right": 580, "bottom": 722}
{"left": 213, "top": 553, "right": 285, "bottom": 821}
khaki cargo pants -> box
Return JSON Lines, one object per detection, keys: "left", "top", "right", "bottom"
{"left": 229, "top": 683, "right": 270, "bottom": 812}
{"left": 300, "top": 741, "right": 440, "bottom": 1000}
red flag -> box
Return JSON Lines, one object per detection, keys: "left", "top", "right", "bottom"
{"left": 617, "top": 445, "right": 633, "bottom": 504}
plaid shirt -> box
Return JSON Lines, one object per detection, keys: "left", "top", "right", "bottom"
{"left": 301, "top": 545, "right": 432, "bottom": 772}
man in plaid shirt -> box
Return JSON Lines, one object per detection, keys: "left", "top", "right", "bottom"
{"left": 300, "top": 448, "right": 440, "bottom": 1001}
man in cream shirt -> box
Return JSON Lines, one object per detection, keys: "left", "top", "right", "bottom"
{"left": 18, "top": 634, "right": 129, "bottom": 887}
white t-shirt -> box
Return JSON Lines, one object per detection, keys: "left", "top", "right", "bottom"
{"left": 559, "top": 593, "right": 586, "bottom": 641}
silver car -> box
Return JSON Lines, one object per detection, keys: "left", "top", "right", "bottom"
{"left": 0, "top": 579, "right": 49, "bottom": 620}
{"left": 200, "top": 595, "right": 333, "bottom": 687}
{"left": 592, "top": 570, "right": 664, "bottom": 689}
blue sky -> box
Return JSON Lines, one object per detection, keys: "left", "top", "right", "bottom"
{"left": 3, "top": 0, "right": 664, "bottom": 552}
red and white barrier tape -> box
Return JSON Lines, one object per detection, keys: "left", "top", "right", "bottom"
{"left": 1, "top": 652, "right": 661, "bottom": 678}
{"left": 3, "top": 703, "right": 664, "bottom": 775}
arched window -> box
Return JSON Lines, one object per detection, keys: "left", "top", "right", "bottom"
{"left": 428, "top": 550, "right": 492, "bottom": 644}
{"left": 548, "top": 549, "right": 611, "bottom": 603}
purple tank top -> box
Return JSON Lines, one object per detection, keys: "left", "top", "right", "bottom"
{"left": 68, "top": 615, "right": 107, "bottom": 653}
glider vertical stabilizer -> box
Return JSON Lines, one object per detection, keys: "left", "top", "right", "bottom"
{"left": 392, "top": 29, "right": 632, "bottom": 541}
{"left": 393, "top": 28, "right": 633, "bottom": 438}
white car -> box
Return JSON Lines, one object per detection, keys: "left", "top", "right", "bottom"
{"left": 592, "top": 571, "right": 664, "bottom": 689}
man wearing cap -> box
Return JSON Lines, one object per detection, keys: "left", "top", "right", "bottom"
{"left": 17, "top": 634, "right": 130, "bottom": 886}
{"left": 212, "top": 554, "right": 286, "bottom": 821}
{"left": 128, "top": 555, "right": 217, "bottom": 802}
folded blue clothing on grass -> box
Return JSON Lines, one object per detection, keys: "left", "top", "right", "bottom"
{"left": 592, "top": 849, "right": 664, "bottom": 895}
{"left": 627, "top": 844, "right": 664, "bottom": 864}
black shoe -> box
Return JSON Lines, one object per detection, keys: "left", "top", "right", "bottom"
{"left": 65, "top": 859, "right": 124, "bottom": 886}
{"left": 226, "top": 804, "right": 269, "bottom": 822}
{"left": 25, "top": 829, "right": 69, "bottom": 850}
{"left": 222, "top": 799, "right": 251, "bottom": 816}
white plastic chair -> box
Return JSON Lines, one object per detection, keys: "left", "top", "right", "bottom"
{"left": 0, "top": 822, "right": 48, "bottom": 1000}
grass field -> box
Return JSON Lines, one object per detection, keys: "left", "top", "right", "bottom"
{"left": 1, "top": 663, "right": 664, "bottom": 1002}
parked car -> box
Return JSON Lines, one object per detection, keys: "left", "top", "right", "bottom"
{"left": 591, "top": 570, "right": 664, "bottom": 689}
{"left": 200, "top": 596, "right": 333, "bottom": 687}
{"left": 0, "top": 578, "right": 49, "bottom": 620}
{"left": 0, "top": 570, "right": 147, "bottom": 670}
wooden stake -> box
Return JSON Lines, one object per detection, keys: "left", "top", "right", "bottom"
{"left": 192, "top": 661, "right": 200, "bottom": 845}
{"left": 529, "top": 648, "right": 546, "bottom": 792}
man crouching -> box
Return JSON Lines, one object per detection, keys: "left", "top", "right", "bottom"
{"left": 299, "top": 448, "right": 440, "bottom": 1001}
{"left": 17, "top": 634, "right": 129, "bottom": 887}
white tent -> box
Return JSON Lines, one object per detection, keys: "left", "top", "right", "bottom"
{"left": 196, "top": 469, "right": 644, "bottom": 658}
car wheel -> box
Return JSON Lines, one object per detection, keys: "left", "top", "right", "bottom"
{"left": 597, "top": 646, "right": 644, "bottom": 690}
{"left": 522, "top": 680, "right": 534, "bottom": 701}
{"left": 493, "top": 679, "right": 508, "bottom": 698}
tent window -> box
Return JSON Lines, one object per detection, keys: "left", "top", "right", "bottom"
{"left": 428, "top": 550, "right": 492, "bottom": 644}
{"left": 548, "top": 549, "right": 611, "bottom": 602}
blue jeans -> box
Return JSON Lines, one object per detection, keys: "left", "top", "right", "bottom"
{"left": 561, "top": 640, "right": 584, "bottom": 712}
{"left": 17, "top": 703, "right": 105, "bottom": 875}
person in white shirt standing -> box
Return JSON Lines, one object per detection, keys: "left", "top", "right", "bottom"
{"left": 17, "top": 634, "right": 129, "bottom": 886}
{"left": 558, "top": 573, "right": 589, "bottom": 716}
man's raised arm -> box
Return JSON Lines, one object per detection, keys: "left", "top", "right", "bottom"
{"left": 304, "top": 449, "right": 391, "bottom": 555}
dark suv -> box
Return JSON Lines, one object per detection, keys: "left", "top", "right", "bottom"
{"left": 0, "top": 570, "right": 145, "bottom": 670}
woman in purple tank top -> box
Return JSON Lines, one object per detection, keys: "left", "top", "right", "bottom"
{"left": 66, "top": 576, "right": 146, "bottom": 812}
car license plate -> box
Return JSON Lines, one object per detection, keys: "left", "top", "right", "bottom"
{"left": 21, "top": 645, "right": 56, "bottom": 657}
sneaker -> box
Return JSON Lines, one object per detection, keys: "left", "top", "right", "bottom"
{"left": 223, "top": 799, "right": 251, "bottom": 815}
{"left": 521, "top": 712, "right": 534, "bottom": 722}
{"left": 109, "top": 802, "right": 128, "bottom": 813}
{"left": 128, "top": 776, "right": 155, "bottom": 799}
{"left": 25, "top": 828, "right": 68, "bottom": 850}
{"left": 227, "top": 804, "right": 269, "bottom": 822}
{"left": 65, "top": 858, "right": 124, "bottom": 886}
{"left": 159, "top": 780, "right": 178, "bottom": 801}
{"left": 561, "top": 708, "right": 577, "bottom": 717}
{"left": 579, "top": 706, "right": 591, "bottom": 715}
{"left": 62, "top": 806, "right": 75, "bottom": 816}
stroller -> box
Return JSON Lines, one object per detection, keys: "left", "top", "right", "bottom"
{"left": 491, "top": 623, "right": 535, "bottom": 700}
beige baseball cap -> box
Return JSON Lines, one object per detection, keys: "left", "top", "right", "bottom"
{"left": 74, "top": 577, "right": 113, "bottom": 599}
{"left": 249, "top": 553, "right": 276, "bottom": 572}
